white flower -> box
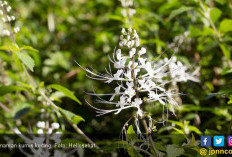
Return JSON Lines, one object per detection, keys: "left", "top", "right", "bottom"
{"left": 47, "top": 128, "right": 53, "bottom": 134}
{"left": 37, "top": 121, "right": 46, "bottom": 128}
{"left": 117, "top": 96, "right": 127, "bottom": 108}
{"left": 125, "top": 82, "right": 135, "bottom": 101}
{"left": 148, "top": 91, "right": 165, "bottom": 105}
{"left": 113, "top": 69, "right": 123, "bottom": 80}
{"left": 138, "top": 57, "right": 147, "bottom": 67}
{"left": 2, "top": 30, "right": 10, "bottom": 36}
{"left": 132, "top": 98, "right": 142, "bottom": 108}
{"left": 51, "top": 122, "right": 60, "bottom": 129}
{"left": 116, "top": 49, "right": 122, "bottom": 60}
{"left": 135, "top": 38, "right": 140, "bottom": 47}
{"left": 124, "top": 69, "right": 132, "bottom": 79}
{"left": 6, "top": 6, "right": 11, "bottom": 12}
{"left": 14, "top": 27, "right": 20, "bottom": 33}
{"left": 121, "top": 28, "right": 126, "bottom": 34}
{"left": 138, "top": 47, "right": 146, "bottom": 56}
{"left": 129, "top": 48, "right": 136, "bottom": 58}
{"left": 119, "top": 41, "right": 124, "bottom": 47}
{"left": 120, "top": 35, "right": 124, "bottom": 40}
{"left": 2, "top": 17, "right": 6, "bottom": 22}
{"left": 114, "top": 57, "right": 126, "bottom": 69}
{"left": 37, "top": 129, "right": 43, "bottom": 134}
{"left": 144, "top": 62, "right": 154, "bottom": 75}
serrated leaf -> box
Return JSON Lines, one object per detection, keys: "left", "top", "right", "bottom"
{"left": 16, "top": 52, "right": 35, "bottom": 72}
{"left": 48, "top": 84, "right": 82, "bottom": 105}
{"left": 0, "top": 85, "right": 27, "bottom": 96}
{"left": 59, "top": 108, "right": 85, "bottom": 125}
{"left": 210, "top": 8, "right": 221, "bottom": 23}
{"left": 168, "top": 7, "right": 192, "bottom": 20}
{"left": 219, "top": 19, "right": 232, "bottom": 33}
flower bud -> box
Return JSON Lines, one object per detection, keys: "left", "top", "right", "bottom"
{"left": 129, "top": 48, "right": 136, "bottom": 58}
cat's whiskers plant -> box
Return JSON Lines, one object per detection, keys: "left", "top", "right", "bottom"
{"left": 77, "top": 0, "right": 200, "bottom": 156}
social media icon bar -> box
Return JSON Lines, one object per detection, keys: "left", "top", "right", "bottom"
{"left": 201, "top": 136, "right": 211, "bottom": 147}
{"left": 213, "top": 136, "right": 224, "bottom": 147}
{"left": 228, "top": 136, "right": 232, "bottom": 146}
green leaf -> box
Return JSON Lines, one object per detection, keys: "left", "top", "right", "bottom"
{"left": 210, "top": 8, "right": 221, "bottom": 23}
{"left": 0, "top": 85, "right": 27, "bottom": 96}
{"left": 16, "top": 52, "right": 35, "bottom": 72}
{"left": 219, "top": 43, "right": 231, "bottom": 60}
{"left": 221, "top": 67, "right": 232, "bottom": 75}
{"left": 20, "top": 45, "right": 39, "bottom": 53}
{"left": 219, "top": 19, "right": 232, "bottom": 33}
{"left": 215, "top": 0, "right": 226, "bottom": 4}
{"left": 48, "top": 84, "right": 82, "bottom": 105}
{"left": 59, "top": 108, "right": 85, "bottom": 125}
{"left": 127, "top": 146, "right": 143, "bottom": 157}
{"left": 166, "top": 145, "right": 184, "bottom": 157}
{"left": 190, "top": 134, "right": 195, "bottom": 146}
{"left": 13, "top": 103, "right": 31, "bottom": 120}
{"left": 127, "top": 125, "right": 136, "bottom": 142}
{"left": 219, "top": 89, "right": 232, "bottom": 95}
{"left": 168, "top": 7, "right": 192, "bottom": 20}
{"left": 12, "top": 52, "right": 23, "bottom": 71}
{"left": 173, "top": 128, "right": 188, "bottom": 141}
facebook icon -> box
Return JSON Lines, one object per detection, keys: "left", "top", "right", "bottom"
{"left": 201, "top": 136, "right": 211, "bottom": 147}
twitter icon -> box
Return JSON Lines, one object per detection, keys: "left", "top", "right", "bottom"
{"left": 213, "top": 136, "right": 224, "bottom": 147}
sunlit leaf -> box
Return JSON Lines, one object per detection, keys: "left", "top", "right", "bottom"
{"left": 16, "top": 52, "right": 35, "bottom": 72}
{"left": 49, "top": 84, "right": 82, "bottom": 105}
{"left": 219, "top": 19, "right": 232, "bottom": 33}
{"left": 210, "top": 8, "right": 221, "bottom": 23}
{"left": 168, "top": 7, "right": 192, "bottom": 20}
{"left": 59, "top": 108, "right": 85, "bottom": 125}
{"left": 0, "top": 85, "right": 27, "bottom": 96}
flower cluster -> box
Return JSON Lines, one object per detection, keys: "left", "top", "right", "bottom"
{"left": 0, "top": 0, "right": 20, "bottom": 36}
{"left": 80, "top": 26, "right": 199, "bottom": 118}
{"left": 36, "top": 121, "right": 60, "bottom": 134}
{"left": 155, "top": 56, "right": 200, "bottom": 85}
{"left": 120, "top": 0, "right": 136, "bottom": 17}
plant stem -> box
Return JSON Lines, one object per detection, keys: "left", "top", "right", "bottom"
{"left": 131, "top": 56, "right": 159, "bottom": 157}
{"left": 133, "top": 146, "right": 155, "bottom": 157}
{"left": 198, "top": 0, "right": 222, "bottom": 41}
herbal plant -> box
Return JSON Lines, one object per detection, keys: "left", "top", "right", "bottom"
{"left": 78, "top": 0, "right": 199, "bottom": 156}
